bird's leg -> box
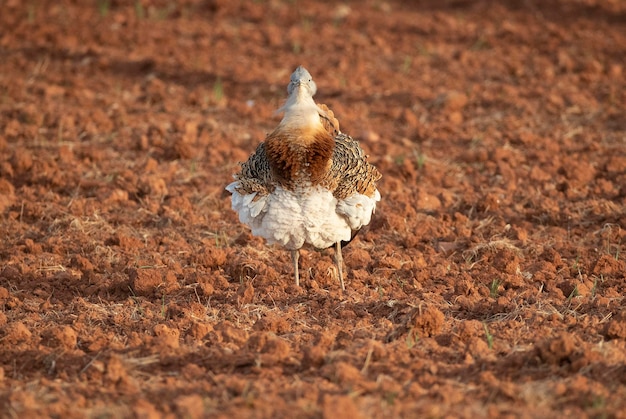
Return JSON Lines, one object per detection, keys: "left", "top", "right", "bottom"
{"left": 335, "top": 241, "right": 345, "bottom": 291}
{"left": 291, "top": 249, "right": 300, "bottom": 287}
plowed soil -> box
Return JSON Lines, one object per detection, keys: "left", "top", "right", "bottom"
{"left": 1, "top": 0, "right": 625, "bottom": 417}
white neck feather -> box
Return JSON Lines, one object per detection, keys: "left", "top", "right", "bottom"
{"left": 276, "top": 87, "right": 323, "bottom": 130}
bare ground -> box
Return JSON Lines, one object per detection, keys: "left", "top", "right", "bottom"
{"left": 1, "top": 0, "right": 625, "bottom": 417}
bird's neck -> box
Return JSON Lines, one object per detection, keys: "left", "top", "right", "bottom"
{"left": 276, "top": 92, "right": 323, "bottom": 135}
{"left": 265, "top": 94, "right": 335, "bottom": 188}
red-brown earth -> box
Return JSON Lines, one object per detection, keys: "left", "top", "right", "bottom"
{"left": 1, "top": 0, "right": 625, "bottom": 417}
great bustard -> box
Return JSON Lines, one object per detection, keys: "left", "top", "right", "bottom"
{"left": 226, "top": 66, "right": 381, "bottom": 290}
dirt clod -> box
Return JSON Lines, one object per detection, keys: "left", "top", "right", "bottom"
{"left": 128, "top": 268, "right": 179, "bottom": 297}
{"left": 606, "top": 312, "right": 626, "bottom": 340}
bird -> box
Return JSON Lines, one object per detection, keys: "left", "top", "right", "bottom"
{"left": 226, "top": 66, "right": 381, "bottom": 291}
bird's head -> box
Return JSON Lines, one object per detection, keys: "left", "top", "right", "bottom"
{"left": 275, "top": 66, "right": 325, "bottom": 128}
{"left": 287, "top": 66, "right": 317, "bottom": 97}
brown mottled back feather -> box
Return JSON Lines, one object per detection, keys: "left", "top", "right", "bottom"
{"left": 235, "top": 131, "right": 380, "bottom": 201}
{"left": 232, "top": 143, "right": 274, "bottom": 198}
{"left": 320, "top": 133, "right": 381, "bottom": 200}
{"left": 318, "top": 103, "right": 340, "bottom": 136}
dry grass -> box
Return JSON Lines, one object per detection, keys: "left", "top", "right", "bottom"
{"left": 463, "top": 238, "right": 523, "bottom": 267}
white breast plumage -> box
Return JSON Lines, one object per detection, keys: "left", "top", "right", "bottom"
{"left": 225, "top": 184, "right": 380, "bottom": 250}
